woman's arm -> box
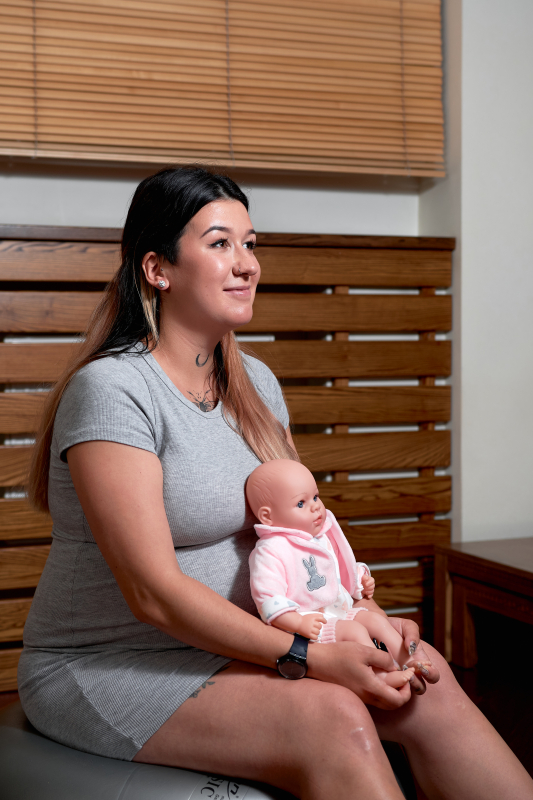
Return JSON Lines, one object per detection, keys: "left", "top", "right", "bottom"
{"left": 68, "top": 440, "right": 412, "bottom": 710}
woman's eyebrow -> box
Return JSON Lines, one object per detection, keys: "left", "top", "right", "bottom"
{"left": 200, "top": 225, "right": 256, "bottom": 238}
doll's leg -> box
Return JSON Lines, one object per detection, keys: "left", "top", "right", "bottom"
{"left": 333, "top": 619, "right": 415, "bottom": 689}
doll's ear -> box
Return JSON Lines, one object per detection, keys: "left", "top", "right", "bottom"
{"left": 257, "top": 506, "right": 273, "bottom": 525}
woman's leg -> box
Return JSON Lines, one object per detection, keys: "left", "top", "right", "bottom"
{"left": 134, "top": 660, "right": 405, "bottom": 800}
{"left": 370, "top": 643, "right": 533, "bottom": 800}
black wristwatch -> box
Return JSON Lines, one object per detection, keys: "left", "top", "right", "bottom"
{"left": 276, "top": 633, "right": 310, "bottom": 679}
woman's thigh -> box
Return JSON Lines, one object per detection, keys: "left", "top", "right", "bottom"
{"left": 133, "top": 660, "right": 395, "bottom": 799}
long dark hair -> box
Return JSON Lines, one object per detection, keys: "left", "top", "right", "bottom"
{"left": 28, "top": 166, "right": 297, "bottom": 512}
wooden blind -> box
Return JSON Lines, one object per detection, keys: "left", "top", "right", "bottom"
{"left": 0, "top": 0, "right": 444, "bottom": 175}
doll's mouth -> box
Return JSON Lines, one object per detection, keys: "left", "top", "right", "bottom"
{"left": 314, "top": 515, "right": 322, "bottom": 526}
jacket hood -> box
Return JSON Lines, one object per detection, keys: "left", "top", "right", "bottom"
{"left": 254, "top": 509, "right": 334, "bottom": 541}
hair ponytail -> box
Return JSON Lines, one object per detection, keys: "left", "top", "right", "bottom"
{"left": 28, "top": 166, "right": 297, "bottom": 513}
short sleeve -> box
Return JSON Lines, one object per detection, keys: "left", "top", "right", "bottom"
{"left": 54, "top": 356, "right": 157, "bottom": 463}
{"left": 243, "top": 354, "right": 290, "bottom": 429}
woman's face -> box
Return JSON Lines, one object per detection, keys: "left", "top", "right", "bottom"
{"left": 161, "top": 198, "right": 260, "bottom": 338}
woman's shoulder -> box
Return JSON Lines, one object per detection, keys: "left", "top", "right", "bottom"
{"left": 69, "top": 350, "right": 149, "bottom": 393}
{"left": 54, "top": 350, "right": 157, "bottom": 458}
{"left": 59, "top": 351, "right": 154, "bottom": 423}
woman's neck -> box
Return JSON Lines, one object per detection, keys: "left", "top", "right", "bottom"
{"left": 150, "top": 319, "right": 224, "bottom": 411}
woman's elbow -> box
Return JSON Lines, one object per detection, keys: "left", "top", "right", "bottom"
{"left": 125, "top": 586, "right": 170, "bottom": 629}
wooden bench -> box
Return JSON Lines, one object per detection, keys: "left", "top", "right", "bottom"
{"left": 0, "top": 225, "right": 454, "bottom": 691}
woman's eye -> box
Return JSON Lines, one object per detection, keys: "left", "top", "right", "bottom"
{"left": 212, "top": 238, "right": 228, "bottom": 247}
{"left": 297, "top": 501, "right": 304, "bottom": 508}
{"left": 244, "top": 240, "right": 257, "bottom": 250}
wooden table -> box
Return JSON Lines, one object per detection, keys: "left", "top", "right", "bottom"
{"left": 434, "top": 538, "right": 533, "bottom": 667}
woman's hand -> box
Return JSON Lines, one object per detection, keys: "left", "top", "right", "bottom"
{"left": 307, "top": 640, "right": 412, "bottom": 711}
{"left": 387, "top": 616, "right": 440, "bottom": 693}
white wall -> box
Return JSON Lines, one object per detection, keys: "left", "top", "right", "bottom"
{"left": 421, "top": 0, "right": 533, "bottom": 541}
{"left": 0, "top": 172, "right": 419, "bottom": 236}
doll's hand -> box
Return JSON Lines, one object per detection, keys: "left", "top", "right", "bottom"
{"left": 296, "top": 613, "right": 327, "bottom": 641}
{"left": 361, "top": 574, "right": 375, "bottom": 599}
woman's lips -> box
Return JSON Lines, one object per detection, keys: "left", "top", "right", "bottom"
{"left": 224, "top": 285, "right": 251, "bottom": 296}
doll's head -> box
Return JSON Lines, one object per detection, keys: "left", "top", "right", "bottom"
{"left": 246, "top": 460, "right": 326, "bottom": 535}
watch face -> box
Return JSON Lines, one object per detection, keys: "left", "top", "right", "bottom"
{"left": 278, "top": 657, "right": 307, "bottom": 680}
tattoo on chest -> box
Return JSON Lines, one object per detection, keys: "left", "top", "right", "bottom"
{"left": 196, "top": 353, "right": 209, "bottom": 367}
{"left": 188, "top": 389, "right": 215, "bottom": 412}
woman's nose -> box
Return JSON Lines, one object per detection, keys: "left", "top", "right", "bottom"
{"left": 233, "top": 251, "right": 258, "bottom": 276}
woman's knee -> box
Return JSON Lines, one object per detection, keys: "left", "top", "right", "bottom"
{"left": 290, "top": 680, "right": 379, "bottom": 755}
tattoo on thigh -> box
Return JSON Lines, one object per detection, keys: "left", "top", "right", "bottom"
{"left": 188, "top": 679, "right": 216, "bottom": 699}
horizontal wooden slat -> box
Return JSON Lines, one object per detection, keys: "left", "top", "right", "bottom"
{"left": 256, "top": 247, "right": 451, "bottom": 286}
{"left": 317, "top": 476, "right": 451, "bottom": 518}
{"left": 0, "top": 544, "right": 50, "bottom": 590}
{"left": 0, "top": 499, "right": 52, "bottom": 541}
{"left": 0, "top": 393, "right": 47, "bottom": 433}
{"left": 248, "top": 294, "right": 452, "bottom": 332}
{"left": 0, "top": 240, "right": 451, "bottom": 287}
{"left": 0, "top": 225, "right": 121, "bottom": 242}
{"left": 0, "top": 434, "right": 449, "bottom": 485}
{"left": 0, "top": 292, "right": 451, "bottom": 333}
{"left": 0, "top": 342, "right": 78, "bottom": 382}
{"left": 0, "top": 597, "right": 32, "bottom": 642}
{"left": 0, "top": 647, "right": 21, "bottom": 692}
{"left": 0, "top": 240, "right": 119, "bottom": 281}
{"left": 252, "top": 341, "right": 451, "bottom": 378}
{"left": 2, "top": 387, "right": 448, "bottom": 431}
{"left": 386, "top": 607, "right": 424, "bottom": 632}
{"left": 0, "top": 292, "right": 100, "bottom": 333}
{"left": 371, "top": 566, "right": 425, "bottom": 608}
{"left": 0, "top": 227, "right": 455, "bottom": 250}
{"left": 285, "top": 386, "right": 450, "bottom": 424}
{"left": 342, "top": 519, "right": 451, "bottom": 560}
{"left": 0, "top": 445, "right": 32, "bottom": 486}
{"left": 295, "top": 431, "right": 450, "bottom": 472}
{"left": 0, "top": 148, "right": 444, "bottom": 178}
{"left": 0, "top": 340, "right": 452, "bottom": 383}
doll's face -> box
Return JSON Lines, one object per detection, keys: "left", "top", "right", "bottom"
{"left": 260, "top": 469, "right": 326, "bottom": 535}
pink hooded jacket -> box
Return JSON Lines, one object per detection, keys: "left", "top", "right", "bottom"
{"left": 249, "top": 509, "right": 371, "bottom": 625}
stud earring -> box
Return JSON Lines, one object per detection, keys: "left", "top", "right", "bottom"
{"left": 158, "top": 280, "right": 166, "bottom": 288}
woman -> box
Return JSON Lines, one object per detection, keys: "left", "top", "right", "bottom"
{"left": 19, "top": 167, "right": 533, "bottom": 800}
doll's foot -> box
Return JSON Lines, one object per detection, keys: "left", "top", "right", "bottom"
{"left": 376, "top": 666, "right": 415, "bottom": 689}
{"left": 403, "top": 641, "right": 438, "bottom": 682}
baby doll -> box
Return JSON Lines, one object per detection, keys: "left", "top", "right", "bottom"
{"left": 247, "top": 460, "right": 430, "bottom": 688}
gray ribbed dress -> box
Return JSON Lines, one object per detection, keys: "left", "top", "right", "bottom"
{"left": 17, "top": 346, "right": 289, "bottom": 760}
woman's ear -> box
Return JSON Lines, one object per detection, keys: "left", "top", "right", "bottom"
{"left": 257, "top": 506, "right": 273, "bottom": 525}
{"left": 142, "top": 252, "right": 166, "bottom": 289}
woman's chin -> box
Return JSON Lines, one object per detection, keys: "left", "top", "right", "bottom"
{"left": 227, "top": 309, "right": 255, "bottom": 330}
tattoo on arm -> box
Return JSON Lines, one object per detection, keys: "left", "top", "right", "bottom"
{"left": 196, "top": 353, "right": 209, "bottom": 367}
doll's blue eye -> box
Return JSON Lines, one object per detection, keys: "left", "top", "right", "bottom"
{"left": 313, "top": 495, "right": 318, "bottom": 501}
{"left": 297, "top": 501, "right": 304, "bottom": 508}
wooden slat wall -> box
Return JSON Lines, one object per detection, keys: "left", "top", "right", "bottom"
{"left": 0, "top": 226, "right": 454, "bottom": 690}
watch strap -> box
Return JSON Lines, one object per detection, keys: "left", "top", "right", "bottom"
{"left": 288, "top": 633, "right": 309, "bottom": 660}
